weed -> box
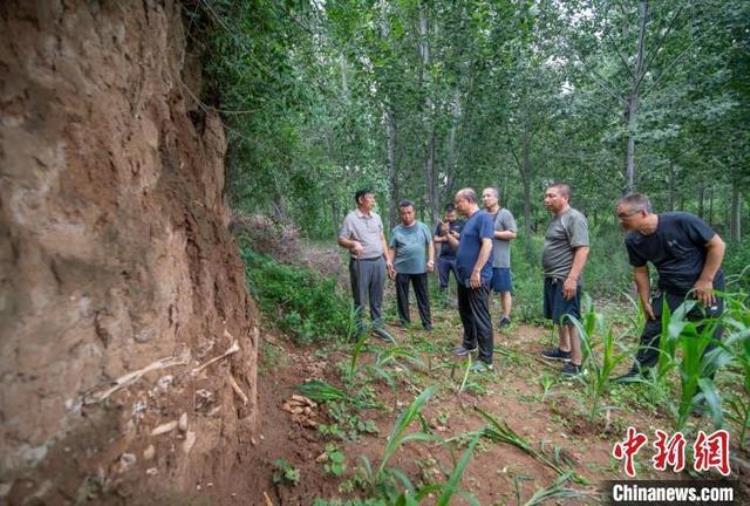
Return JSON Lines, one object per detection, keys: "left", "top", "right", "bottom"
{"left": 539, "top": 373, "right": 555, "bottom": 401}
{"left": 272, "top": 459, "right": 300, "bottom": 486}
{"left": 323, "top": 444, "right": 347, "bottom": 477}
{"left": 318, "top": 401, "right": 379, "bottom": 441}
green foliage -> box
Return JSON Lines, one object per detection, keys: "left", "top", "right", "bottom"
{"left": 272, "top": 459, "right": 300, "bottom": 486}
{"left": 356, "top": 387, "right": 441, "bottom": 502}
{"left": 323, "top": 444, "right": 347, "bottom": 477}
{"left": 319, "top": 401, "right": 379, "bottom": 442}
{"left": 241, "top": 246, "right": 355, "bottom": 344}
{"left": 565, "top": 295, "right": 632, "bottom": 421}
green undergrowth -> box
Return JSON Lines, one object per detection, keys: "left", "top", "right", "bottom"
{"left": 239, "top": 239, "right": 355, "bottom": 344}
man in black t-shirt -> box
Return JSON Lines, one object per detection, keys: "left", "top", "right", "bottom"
{"left": 614, "top": 193, "right": 726, "bottom": 382}
{"left": 433, "top": 204, "right": 465, "bottom": 291}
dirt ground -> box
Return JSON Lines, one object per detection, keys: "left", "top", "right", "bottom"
{"left": 222, "top": 296, "right": 749, "bottom": 505}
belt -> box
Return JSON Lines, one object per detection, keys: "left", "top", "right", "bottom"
{"left": 350, "top": 256, "right": 382, "bottom": 262}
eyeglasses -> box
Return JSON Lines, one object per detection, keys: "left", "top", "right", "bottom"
{"left": 616, "top": 209, "right": 640, "bottom": 219}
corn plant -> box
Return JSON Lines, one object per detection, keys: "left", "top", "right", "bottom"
{"left": 657, "top": 300, "right": 732, "bottom": 430}
{"left": 475, "top": 407, "right": 588, "bottom": 485}
{"left": 564, "top": 296, "right": 631, "bottom": 421}
{"left": 397, "top": 432, "right": 483, "bottom": 506}
{"left": 720, "top": 293, "right": 750, "bottom": 448}
{"left": 522, "top": 472, "right": 589, "bottom": 506}
{"left": 356, "top": 386, "right": 441, "bottom": 501}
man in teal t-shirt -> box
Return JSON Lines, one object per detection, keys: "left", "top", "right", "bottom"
{"left": 389, "top": 200, "right": 434, "bottom": 330}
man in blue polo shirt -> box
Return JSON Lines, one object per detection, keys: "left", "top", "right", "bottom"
{"left": 445, "top": 188, "right": 495, "bottom": 372}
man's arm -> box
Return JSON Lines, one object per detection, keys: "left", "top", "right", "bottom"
{"left": 494, "top": 230, "right": 517, "bottom": 240}
{"left": 562, "top": 246, "right": 590, "bottom": 300}
{"left": 381, "top": 232, "right": 394, "bottom": 276}
{"left": 427, "top": 237, "right": 435, "bottom": 273}
{"left": 694, "top": 234, "right": 725, "bottom": 306}
{"left": 338, "top": 236, "right": 363, "bottom": 256}
{"left": 632, "top": 265, "right": 655, "bottom": 320}
{"left": 445, "top": 231, "right": 459, "bottom": 249}
{"left": 388, "top": 247, "right": 397, "bottom": 279}
{"left": 470, "top": 238, "right": 493, "bottom": 288}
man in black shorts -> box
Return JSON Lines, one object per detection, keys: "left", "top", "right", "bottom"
{"left": 540, "top": 183, "right": 590, "bottom": 377}
{"left": 614, "top": 193, "right": 726, "bottom": 382}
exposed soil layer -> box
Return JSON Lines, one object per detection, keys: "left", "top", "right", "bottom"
{"left": 1, "top": 1, "right": 257, "bottom": 502}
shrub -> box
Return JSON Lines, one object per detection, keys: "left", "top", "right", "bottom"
{"left": 240, "top": 241, "right": 355, "bottom": 344}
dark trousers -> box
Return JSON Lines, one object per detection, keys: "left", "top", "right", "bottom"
{"left": 635, "top": 290, "right": 724, "bottom": 370}
{"left": 457, "top": 281, "right": 494, "bottom": 364}
{"left": 395, "top": 272, "right": 432, "bottom": 328}
{"left": 437, "top": 256, "right": 457, "bottom": 289}
{"left": 349, "top": 257, "right": 385, "bottom": 329}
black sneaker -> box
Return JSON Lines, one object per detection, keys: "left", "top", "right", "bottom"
{"left": 453, "top": 345, "right": 478, "bottom": 357}
{"left": 561, "top": 362, "right": 582, "bottom": 377}
{"left": 498, "top": 317, "right": 511, "bottom": 328}
{"left": 541, "top": 347, "right": 571, "bottom": 361}
{"left": 614, "top": 365, "right": 645, "bottom": 384}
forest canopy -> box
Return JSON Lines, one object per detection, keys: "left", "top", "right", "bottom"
{"left": 190, "top": 0, "right": 748, "bottom": 252}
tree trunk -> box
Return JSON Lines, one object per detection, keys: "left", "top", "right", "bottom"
{"left": 698, "top": 186, "right": 705, "bottom": 219}
{"left": 708, "top": 187, "right": 714, "bottom": 225}
{"left": 624, "top": 1, "right": 649, "bottom": 193}
{"left": 425, "top": 129, "right": 438, "bottom": 224}
{"left": 668, "top": 163, "right": 677, "bottom": 211}
{"left": 730, "top": 186, "right": 742, "bottom": 241}
{"left": 521, "top": 127, "right": 534, "bottom": 263}
{"left": 385, "top": 107, "right": 399, "bottom": 229}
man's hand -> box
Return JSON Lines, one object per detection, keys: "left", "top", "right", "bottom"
{"left": 470, "top": 269, "right": 481, "bottom": 288}
{"left": 693, "top": 278, "right": 716, "bottom": 307}
{"left": 386, "top": 260, "right": 395, "bottom": 280}
{"left": 562, "top": 277, "right": 577, "bottom": 300}
{"left": 350, "top": 241, "right": 364, "bottom": 257}
{"left": 642, "top": 300, "right": 656, "bottom": 321}
{"left": 426, "top": 260, "right": 434, "bottom": 273}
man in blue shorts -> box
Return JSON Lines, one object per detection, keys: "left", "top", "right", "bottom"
{"left": 389, "top": 200, "right": 434, "bottom": 330}
{"left": 433, "top": 204, "right": 464, "bottom": 292}
{"left": 613, "top": 193, "right": 725, "bottom": 383}
{"left": 539, "top": 183, "right": 590, "bottom": 376}
{"left": 446, "top": 188, "right": 495, "bottom": 372}
{"left": 482, "top": 187, "right": 517, "bottom": 328}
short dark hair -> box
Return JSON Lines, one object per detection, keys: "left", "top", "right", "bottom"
{"left": 484, "top": 187, "right": 500, "bottom": 199}
{"left": 547, "top": 182, "right": 571, "bottom": 199}
{"left": 399, "top": 199, "right": 415, "bottom": 209}
{"left": 618, "top": 193, "right": 652, "bottom": 213}
{"left": 444, "top": 204, "right": 456, "bottom": 213}
{"left": 354, "top": 188, "right": 373, "bottom": 204}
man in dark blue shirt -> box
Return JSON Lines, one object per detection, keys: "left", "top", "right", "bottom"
{"left": 433, "top": 204, "right": 465, "bottom": 291}
{"left": 614, "top": 193, "right": 726, "bottom": 382}
{"left": 445, "top": 188, "right": 495, "bottom": 372}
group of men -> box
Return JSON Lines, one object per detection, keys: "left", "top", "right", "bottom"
{"left": 338, "top": 183, "right": 725, "bottom": 380}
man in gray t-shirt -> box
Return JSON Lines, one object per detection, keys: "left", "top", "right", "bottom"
{"left": 539, "top": 183, "right": 590, "bottom": 377}
{"left": 482, "top": 187, "right": 517, "bottom": 328}
{"left": 338, "top": 189, "right": 395, "bottom": 341}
